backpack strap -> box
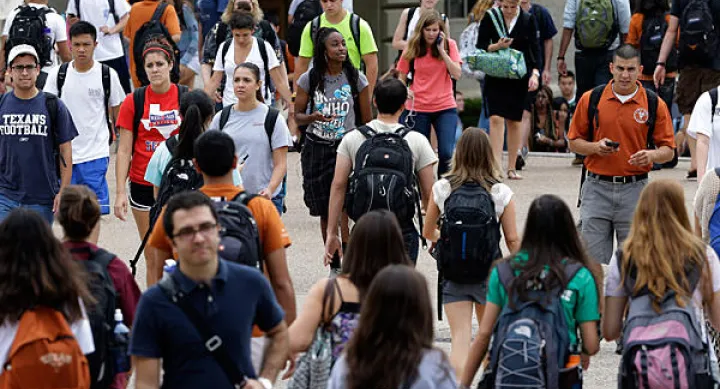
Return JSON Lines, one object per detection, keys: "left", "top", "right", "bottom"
{"left": 108, "top": 0, "right": 119, "bottom": 24}
{"left": 44, "top": 92, "right": 65, "bottom": 177}
{"left": 350, "top": 13, "right": 363, "bottom": 70}
{"left": 56, "top": 62, "right": 70, "bottom": 98}
{"left": 586, "top": 85, "right": 606, "bottom": 143}
{"left": 158, "top": 275, "right": 249, "bottom": 388}
{"left": 355, "top": 125, "right": 376, "bottom": 139}
{"left": 219, "top": 105, "right": 233, "bottom": 130}
{"left": 131, "top": 86, "right": 146, "bottom": 155}
{"left": 310, "top": 16, "right": 321, "bottom": 50}
{"left": 220, "top": 39, "right": 231, "bottom": 68}
{"left": 395, "top": 126, "right": 413, "bottom": 138}
{"left": 563, "top": 261, "right": 583, "bottom": 289}
{"left": 645, "top": 88, "right": 659, "bottom": 149}
{"left": 264, "top": 107, "right": 280, "bottom": 152}
{"left": 74, "top": 0, "right": 81, "bottom": 19}
{"left": 88, "top": 247, "right": 116, "bottom": 269}
{"left": 256, "top": 37, "right": 272, "bottom": 101}
{"left": 229, "top": 191, "right": 264, "bottom": 273}
{"left": 101, "top": 64, "right": 114, "bottom": 145}
{"left": 151, "top": 2, "right": 167, "bottom": 22}
{"left": 496, "top": 260, "right": 515, "bottom": 290}
{"left": 404, "top": 7, "right": 416, "bottom": 40}
{"left": 710, "top": 88, "right": 718, "bottom": 124}
{"left": 177, "top": 84, "right": 189, "bottom": 103}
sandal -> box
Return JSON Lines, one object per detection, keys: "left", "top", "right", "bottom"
{"left": 507, "top": 170, "right": 523, "bottom": 180}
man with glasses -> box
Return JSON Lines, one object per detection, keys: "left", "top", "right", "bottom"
{"left": 131, "top": 189, "right": 289, "bottom": 389}
{"left": 0, "top": 44, "right": 77, "bottom": 224}
{"left": 145, "top": 130, "right": 296, "bottom": 376}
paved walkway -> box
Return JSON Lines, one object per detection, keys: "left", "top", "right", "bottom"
{"left": 82, "top": 152, "right": 699, "bottom": 388}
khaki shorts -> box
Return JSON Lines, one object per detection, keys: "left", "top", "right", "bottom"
{"left": 676, "top": 67, "right": 720, "bottom": 114}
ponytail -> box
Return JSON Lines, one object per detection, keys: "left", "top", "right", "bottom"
{"left": 175, "top": 89, "right": 216, "bottom": 160}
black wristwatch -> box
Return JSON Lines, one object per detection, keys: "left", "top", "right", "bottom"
{"left": 656, "top": 62, "right": 666, "bottom": 67}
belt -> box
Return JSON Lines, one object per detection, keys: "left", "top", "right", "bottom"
{"left": 587, "top": 172, "right": 648, "bottom": 184}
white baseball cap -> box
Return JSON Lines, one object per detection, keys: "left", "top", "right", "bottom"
{"left": 7, "top": 44, "right": 39, "bottom": 66}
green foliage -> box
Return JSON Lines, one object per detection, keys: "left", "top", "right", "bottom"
{"left": 459, "top": 97, "right": 483, "bottom": 129}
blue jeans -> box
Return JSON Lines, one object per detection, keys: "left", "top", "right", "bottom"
{"left": 0, "top": 193, "right": 54, "bottom": 224}
{"left": 271, "top": 194, "right": 284, "bottom": 216}
{"left": 401, "top": 108, "right": 458, "bottom": 176}
{"left": 403, "top": 229, "right": 420, "bottom": 265}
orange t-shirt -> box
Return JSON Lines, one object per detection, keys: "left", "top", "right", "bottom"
{"left": 124, "top": 0, "right": 182, "bottom": 88}
{"left": 147, "top": 184, "right": 291, "bottom": 337}
{"left": 626, "top": 13, "right": 678, "bottom": 81}
{"left": 568, "top": 82, "right": 675, "bottom": 176}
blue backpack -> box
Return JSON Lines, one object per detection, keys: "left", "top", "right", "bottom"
{"left": 709, "top": 166, "right": 720, "bottom": 256}
{"left": 481, "top": 260, "right": 582, "bottom": 389}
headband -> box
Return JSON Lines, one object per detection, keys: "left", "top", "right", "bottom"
{"left": 142, "top": 47, "right": 172, "bottom": 60}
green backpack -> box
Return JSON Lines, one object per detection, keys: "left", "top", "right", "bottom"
{"left": 574, "top": 0, "right": 619, "bottom": 50}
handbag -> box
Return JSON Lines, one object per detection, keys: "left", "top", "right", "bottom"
{"left": 287, "top": 278, "right": 337, "bottom": 389}
{"left": 464, "top": 8, "right": 527, "bottom": 79}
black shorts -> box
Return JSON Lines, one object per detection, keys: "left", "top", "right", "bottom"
{"left": 128, "top": 182, "right": 154, "bottom": 211}
{"left": 301, "top": 134, "right": 340, "bottom": 218}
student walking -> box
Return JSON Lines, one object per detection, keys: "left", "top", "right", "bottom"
{"left": 475, "top": 0, "right": 540, "bottom": 180}
{"left": 687, "top": 85, "right": 720, "bottom": 179}
{"left": 459, "top": 194, "right": 601, "bottom": 388}
{"left": 324, "top": 77, "right": 435, "bottom": 264}
{"left": 289, "top": 210, "right": 410, "bottom": 373}
{"left": 45, "top": 21, "right": 127, "bottom": 216}
{"left": 0, "top": 45, "right": 77, "bottom": 224}
{"left": 66, "top": 0, "right": 133, "bottom": 94}
{"left": 295, "top": 26, "right": 372, "bottom": 264}
{"left": 603, "top": 180, "right": 720, "bottom": 387}
{"left": 114, "top": 39, "right": 187, "bottom": 285}
{"left": 392, "top": 0, "right": 450, "bottom": 54}
{"left": 396, "top": 10, "right": 462, "bottom": 177}
{"left": 0, "top": 208, "right": 95, "bottom": 387}
{"left": 130, "top": 191, "right": 289, "bottom": 389}
{"left": 568, "top": 44, "right": 675, "bottom": 265}
{"left": 208, "top": 62, "right": 291, "bottom": 215}
{"left": 328, "top": 265, "right": 457, "bottom": 389}
{"left": 57, "top": 185, "right": 141, "bottom": 389}
{"left": 422, "top": 127, "right": 520, "bottom": 376}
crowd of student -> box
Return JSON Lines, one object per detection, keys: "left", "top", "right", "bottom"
{"left": 1, "top": 0, "right": 720, "bottom": 387}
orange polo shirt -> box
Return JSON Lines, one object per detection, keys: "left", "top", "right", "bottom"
{"left": 568, "top": 82, "right": 675, "bottom": 177}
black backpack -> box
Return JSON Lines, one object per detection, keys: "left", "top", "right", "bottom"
{"left": 436, "top": 182, "right": 502, "bottom": 284}
{"left": 5, "top": 5, "right": 55, "bottom": 68}
{"left": 56, "top": 63, "right": 115, "bottom": 145}
{"left": 129, "top": 135, "right": 203, "bottom": 276}
{"left": 132, "top": 2, "right": 181, "bottom": 86}
{"left": 68, "top": 246, "right": 118, "bottom": 389}
{"left": 130, "top": 84, "right": 189, "bottom": 155}
{"left": 287, "top": 0, "right": 322, "bottom": 57}
{"left": 213, "top": 192, "right": 263, "bottom": 271}
{"left": 679, "top": 0, "right": 719, "bottom": 59}
{"left": 640, "top": 13, "right": 678, "bottom": 74}
{"left": 345, "top": 126, "right": 421, "bottom": 228}
{"left": 220, "top": 37, "right": 272, "bottom": 102}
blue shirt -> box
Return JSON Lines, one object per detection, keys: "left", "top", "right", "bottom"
{"left": 529, "top": 3, "right": 557, "bottom": 71}
{"left": 0, "top": 92, "right": 77, "bottom": 204}
{"left": 129, "top": 259, "right": 285, "bottom": 388}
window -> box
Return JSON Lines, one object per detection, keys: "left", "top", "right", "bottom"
{"left": 445, "top": 0, "right": 475, "bottom": 18}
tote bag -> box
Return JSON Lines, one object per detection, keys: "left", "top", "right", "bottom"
{"left": 464, "top": 8, "right": 527, "bottom": 79}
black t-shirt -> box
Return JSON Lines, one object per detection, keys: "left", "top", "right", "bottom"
{"left": 670, "top": 0, "right": 720, "bottom": 69}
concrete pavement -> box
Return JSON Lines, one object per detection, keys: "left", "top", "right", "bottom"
{"left": 77, "top": 152, "right": 700, "bottom": 388}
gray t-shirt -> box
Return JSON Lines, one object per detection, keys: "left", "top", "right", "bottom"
{"left": 208, "top": 104, "right": 291, "bottom": 196}
{"left": 297, "top": 71, "right": 368, "bottom": 141}
{"left": 328, "top": 349, "right": 457, "bottom": 389}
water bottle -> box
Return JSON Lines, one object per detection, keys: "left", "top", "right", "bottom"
{"left": 162, "top": 259, "right": 177, "bottom": 281}
{"left": 112, "top": 309, "right": 131, "bottom": 373}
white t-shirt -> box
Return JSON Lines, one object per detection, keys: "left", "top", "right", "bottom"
{"left": 44, "top": 61, "right": 127, "bottom": 164}
{"left": 2, "top": 3, "right": 68, "bottom": 70}
{"left": 688, "top": 87, "right": 720, "bottom": 173}
{"left": 432, "top": 178, "right": 514, "bottom": 217}
{"left": 288, "top": 0, "right": 353, "bottom": 14}
{"left": 213, "top": 38, "right": 280, "bottom": 107}
{"left": 0, "top": 302, "right": 95, "bottom": 372}
{"left": 605, "top": 246, "right": 720, "bottom": 355}
{"left": 65, "top": 0, "right": 131, "bottom": 61}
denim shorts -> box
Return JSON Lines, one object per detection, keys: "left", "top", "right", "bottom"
{"left": 442, "top": 279, "right": 487, "bottom": 305}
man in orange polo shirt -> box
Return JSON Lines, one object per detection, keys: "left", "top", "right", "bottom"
{"left": 569, "top": 44, "right": 675, "bottom": 265}
{"left": 146, "top": 130, "right": 296, "bottom": 374}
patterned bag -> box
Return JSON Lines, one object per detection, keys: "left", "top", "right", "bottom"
{"left": 287, "top": 279, "right": 336, "bottom": 389}
{"left": 464, "top": 8, "right": 527, "bottom": 79}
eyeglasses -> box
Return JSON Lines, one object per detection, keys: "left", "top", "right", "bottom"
{"left": 11, "top": 64, "right": 37, "bottom": 73}
{"left": 172, "top": 222, "right": 218, "bottom": 242}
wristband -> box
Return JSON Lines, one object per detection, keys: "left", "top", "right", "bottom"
{"left": 557, "top": 56, "right": 565, "bottom": 60}
{"left": 656, "top": 62, "right": 666, "bottom": 67}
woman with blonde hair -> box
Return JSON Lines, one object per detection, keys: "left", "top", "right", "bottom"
{"left": 604, "top": 180, "right": 720, "bottom": 381}
{"left": 423, "top": 127, "right": 519, "bottom": 375}
{"left": 396, "top": 10, "right": 462, "bottom": 177}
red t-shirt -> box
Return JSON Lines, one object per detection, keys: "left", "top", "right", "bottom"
{"left": 116, "top": 84, "right": 183, "bottom": 185}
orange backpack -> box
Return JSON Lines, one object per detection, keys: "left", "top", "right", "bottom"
{"left": 0, "top": 306, "right": 90, "bottom": 389}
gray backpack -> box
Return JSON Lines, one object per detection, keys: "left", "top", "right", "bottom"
{"left": 481, "top": 260, "right": 583, "bottom": 389}
{"left": 616, "top": 250, "right": 718, "bottom": 389}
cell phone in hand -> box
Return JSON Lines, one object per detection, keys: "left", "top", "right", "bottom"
{"left": 605, "top": 141, "right": 620, "bottom": 149}
{"left": 435, "top": 35, "right": 443, "bottom": 45}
